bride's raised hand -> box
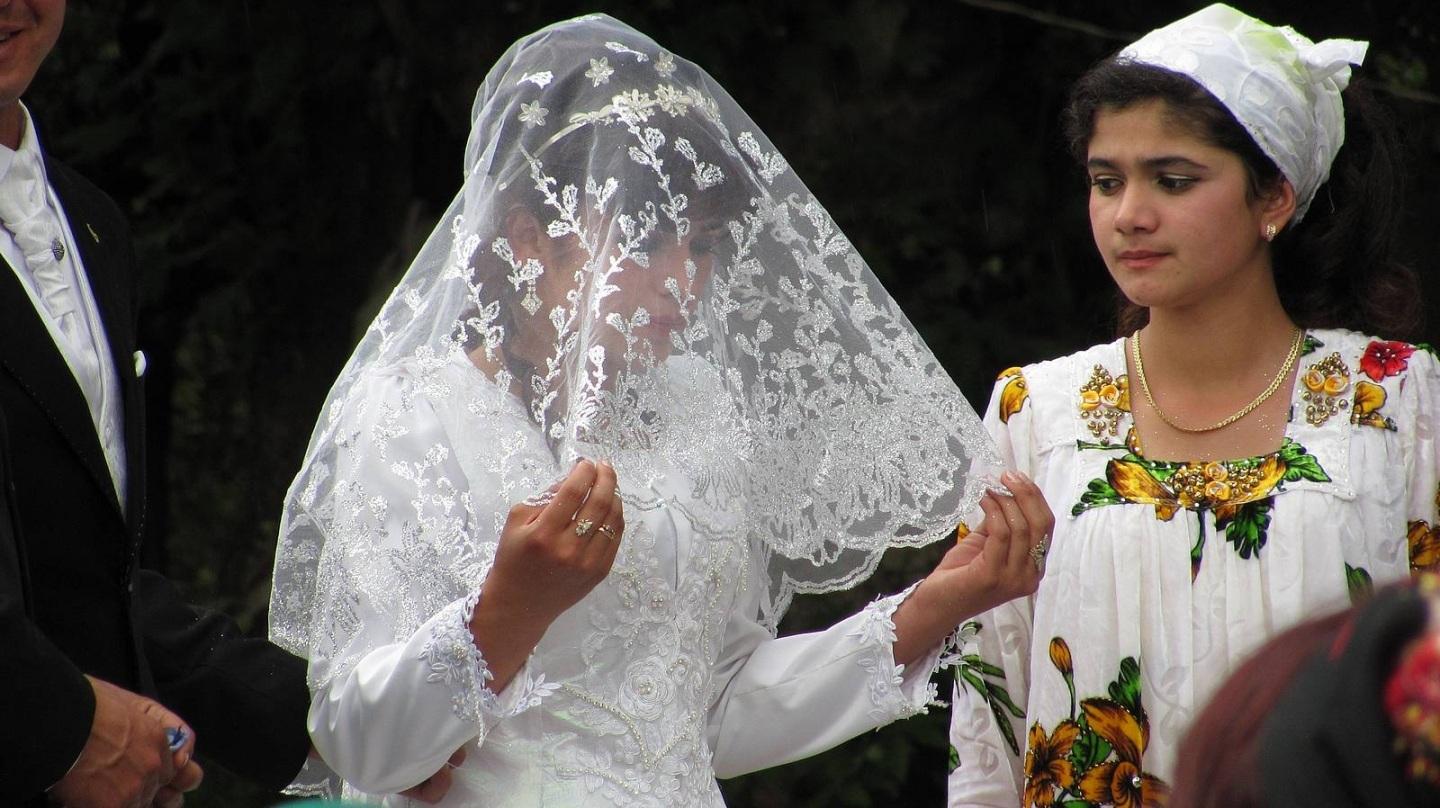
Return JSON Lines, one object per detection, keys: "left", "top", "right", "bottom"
{"left": 892, "top": 471, "right": 1051, "bottom": 665}
{"left": 468, "top": 458, "right": 626, "bottom": 690}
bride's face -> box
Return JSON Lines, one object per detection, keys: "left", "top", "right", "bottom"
{"left": 607, "top": 221, "right": 723, "bottom": 351}
{"left": 503, "top": 209, "right": 723, "bottom": 367}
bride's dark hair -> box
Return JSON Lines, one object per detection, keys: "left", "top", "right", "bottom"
{"left": 1063, "top": 59, "right": 1422, "bottom": 341}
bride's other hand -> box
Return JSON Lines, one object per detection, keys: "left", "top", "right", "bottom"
{"left": 398, "top": 746, "right": 467, "bottom": 804}
{"left": 891, "top": 471, "right": 1051, "bottom": 665}
{"left": 467, "top": 459, "right": 626, "bottom": 690}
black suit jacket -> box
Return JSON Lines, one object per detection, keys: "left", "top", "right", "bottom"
{"left": 0, "top": 153, "right": 311, "bottom": 802}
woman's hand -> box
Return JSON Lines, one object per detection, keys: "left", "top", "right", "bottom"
{"left": 467, "top": 458, "right": 626, "bottom": 691}
{"left": 892, "top": 471, "right": 1052, "bottom": 666}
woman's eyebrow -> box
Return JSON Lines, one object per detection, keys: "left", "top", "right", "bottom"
{"left": 1085, "top": 155, "right": 1210, "bottom": 172}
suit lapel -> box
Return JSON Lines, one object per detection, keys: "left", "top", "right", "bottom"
{"left": 44, "top": 156, "right": 145, "bottom": 529}
{"left": 0, "top": 261, "right": 120, "bottom": 515}
{"left": 0, "top": 155, "right": 139, "bottom": 522}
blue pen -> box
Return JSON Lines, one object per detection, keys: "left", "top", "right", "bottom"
{"left": 166, "top": 727, "right": 188, "bottom": 752}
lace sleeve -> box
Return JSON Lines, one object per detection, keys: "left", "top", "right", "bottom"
{"left": 285, "top": 363, "right": 552, "bottom": 795}
{"left": 418, "top": 590, "right": 556, "bottom": 723}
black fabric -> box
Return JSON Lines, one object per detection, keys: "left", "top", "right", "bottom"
{"left": 1259, "top": 585, "right": 1438, "bottom": 807}
{"left": 0, "top": 405, "right": 97, "bottom": 798}
{"left": 0, "top": 152, "right": 311, "bottom": 803}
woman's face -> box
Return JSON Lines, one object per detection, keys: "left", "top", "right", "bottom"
{"left": 1085, "top": 100, "right": 1285, "bottom": 314}
{"left": 613, "top": 222, "right": 722, "bottom": 351}
{"left": 511, "top": 212, "right": 722, "bottom": 366}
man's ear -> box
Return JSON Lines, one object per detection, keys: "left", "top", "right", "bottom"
{"left": 502, "top": 206, "right": 548, "bottom": 261}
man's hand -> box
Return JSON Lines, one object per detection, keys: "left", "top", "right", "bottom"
{"left": 48, "top": 676, "right": 204, "bottom": 808}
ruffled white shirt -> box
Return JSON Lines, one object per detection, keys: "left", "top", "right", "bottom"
{"left": 0, "top": 104, "right": 127, "bottom": 505}
{"left": 947, "top": 328, "right": 1440, "bottom": 806}
{"left": 300, "top": 352, "right": 946, "bottom": 806}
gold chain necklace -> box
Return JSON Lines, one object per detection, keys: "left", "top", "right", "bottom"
{"left": 1131, "top": 327, "right": 1303, "bottom": 434}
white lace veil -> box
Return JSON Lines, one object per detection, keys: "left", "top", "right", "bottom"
{"left": 269, "top": 14, "right": 1000, "bottom": 686}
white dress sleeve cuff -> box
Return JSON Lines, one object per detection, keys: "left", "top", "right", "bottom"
{"left": 848, "top": 582, "right": 944, "bottom": 722}
{"left": 417, "top": 590, "right": 557, "bottom": 724}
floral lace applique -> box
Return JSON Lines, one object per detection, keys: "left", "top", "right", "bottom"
{"left": 418, "top": 591, "right": 556, "bottom": 724}
{"left": 851, "top": 583, "right": 938, "bottom": 721}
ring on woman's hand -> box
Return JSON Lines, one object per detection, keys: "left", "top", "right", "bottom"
{"left": 596, "top": 523, "right": 617, "bottom": 539}
{"left": 1028, "top": 533, "right": 1051, "bottom": 571}
{"left": 575, "top": 518, "right": 595, "bottom": 537}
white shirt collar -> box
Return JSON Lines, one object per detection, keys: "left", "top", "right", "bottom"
{"left": 0, "top": 102, "right": 43, "bottom": 190}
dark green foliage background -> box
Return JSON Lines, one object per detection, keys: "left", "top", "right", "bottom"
{"left": 29, "top": 1, "right": 1440, "bottom": 804}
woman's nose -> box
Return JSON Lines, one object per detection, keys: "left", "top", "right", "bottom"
{"left": 1112, "top": 187, "right": 1157, "bottom": 234}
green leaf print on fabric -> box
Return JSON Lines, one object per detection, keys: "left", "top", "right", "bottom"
{"left": 1346, "top": 563, "right": 1374, "bottom": 604}
{"left": 1215, "top": 499, "right": 1273, "bottom": 560}
{"left": 953, "top": 621, "right": 1025, "bottom": 757}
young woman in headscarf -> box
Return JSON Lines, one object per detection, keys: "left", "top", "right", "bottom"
{"left": 946, "top": 5, "right": 1438, "bottom": 806}
{"left": 268, "top": 14, "right": 1050, "bottom": 806}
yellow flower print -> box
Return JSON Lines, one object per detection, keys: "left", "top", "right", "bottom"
{"left": 1076, "top": 701, "right": 1171, "bottom": 808}
{"left": 1351, "top": 380, "right": 1396, "bottom": 431}
{"left": 1302, "top": 352, "right": 1352, "bottom": 426}
{"left": 1106, "top": 460, "right": 1181, "bottom": 521}
{"left": 1409, "top": 520, "right": 1440, "bottom": 572}
{"left": 1079, "top": 365, "right": 1128, "bottom": 439}
{"left": 1023, "top": 721, "right": 1080, "bottom": 807}
{"left": 998, "top": 367, "right": 1030, "bottom": 424}
{"left": 1048, "top": 637, "right": 1073, "bottom": 678}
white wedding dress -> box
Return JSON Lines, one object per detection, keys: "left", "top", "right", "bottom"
{"left": 298, "top": 352, "right": 944, "bottom": 806}
{"left": 270, "top": 14, "right": 1001, "bottom": 806}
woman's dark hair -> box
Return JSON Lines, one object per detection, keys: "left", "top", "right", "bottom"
{"left": 1063, "top": 60, "right": 1423, "bottom": 341}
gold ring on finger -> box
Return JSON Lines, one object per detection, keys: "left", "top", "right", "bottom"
{"left": 596, "top": 523, "right": 617, "bottom": 539}
{"left": 1028, "top": 534, "right": 1051, "bottom": 570}
{"left": 575, "top": 518, "right": 595, "bottom": 537}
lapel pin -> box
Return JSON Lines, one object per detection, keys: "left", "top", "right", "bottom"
{"left": 133, "top": 350, "right": 146, "bottom": 378}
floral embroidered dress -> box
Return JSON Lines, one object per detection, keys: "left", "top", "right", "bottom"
{"left": 946, "top": 328, "right": 1440, "bottom": 807}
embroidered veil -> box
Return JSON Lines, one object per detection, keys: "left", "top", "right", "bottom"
{"left": 268, "top": 13, "right": 1000, "bottom": 696}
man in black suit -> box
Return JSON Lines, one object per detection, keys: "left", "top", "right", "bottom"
{"left": 0, "top": 3, "right": 457, "bottom": 805}
{"left": 0, "top": 2, "right": 312, "bottom": 805}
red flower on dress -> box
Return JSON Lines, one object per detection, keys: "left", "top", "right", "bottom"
{"left": 1360, "top": 340, "right": 1416, "bottom": 382}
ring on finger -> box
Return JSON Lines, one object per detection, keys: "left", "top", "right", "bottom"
{"left": 596, "top": 523, "right": 618, "bottom": 539}
{"left": 575, "top": 518, "right": 596, "bottom": 537}
{"left": 1028, "top": 533, "right": 1051, "bottom": 570}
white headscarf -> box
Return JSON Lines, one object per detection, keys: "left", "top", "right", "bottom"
{"left": 269, "top": 14, "right": 1000, "bottom": 684}
{"left": 1119, "top": 3, "right": 1367, "bottom": 222}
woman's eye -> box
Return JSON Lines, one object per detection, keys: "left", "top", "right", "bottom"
{"left": 1089, "top": 176, "right": 1122, "bottom": 195}
{"left": 1158, "top": 175, "right": 1196, "bottom": 192}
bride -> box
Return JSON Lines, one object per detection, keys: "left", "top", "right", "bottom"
{"left": 269, "top": 14, "right": 1050, "bottom": 806}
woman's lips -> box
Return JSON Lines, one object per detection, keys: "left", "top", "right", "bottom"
{"left": 1117, "top": 249, "right": 1168, "bottom": 270}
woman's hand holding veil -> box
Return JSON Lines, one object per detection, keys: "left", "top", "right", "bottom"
{"left": 891, "top": 471, "right": 1052, "bottom": 666}
{"left": 467, "top": 459, "right": 626, "bottom": 692}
